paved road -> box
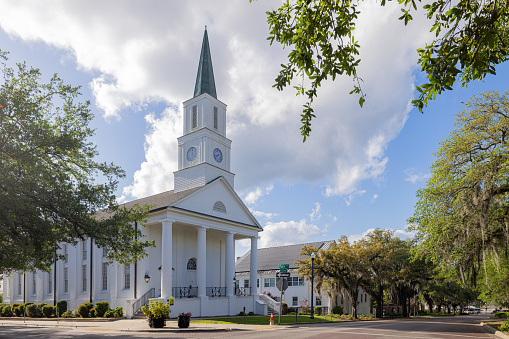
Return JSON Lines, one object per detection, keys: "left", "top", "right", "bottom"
{"left": 0, "top": 315, "right": 501, "bottom": 338}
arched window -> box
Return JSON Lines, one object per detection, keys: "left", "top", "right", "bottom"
{"left": 213, "top": 201, "right": 226, "bottom": 213}
{"left": 187, "top": 258, "right": 196, "bottom": 270}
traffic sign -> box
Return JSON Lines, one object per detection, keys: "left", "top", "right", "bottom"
{"left": 276, "top": 272, "right": 290, "bottom": 278}
{"left": 276, "top": 277, "right": 288, "bottom": 291}
{"left": 278, "top": 264, "right": 289, "bottom": 272}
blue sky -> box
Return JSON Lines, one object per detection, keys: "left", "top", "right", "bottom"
{"left": 1, "top": 1, "right": 507, "bottom": 256}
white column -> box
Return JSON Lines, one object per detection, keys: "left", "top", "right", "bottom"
{"left": 161, "top": 220, "right": 173, "bottom": 299}
{"left": 197, "top": 226, "right": 207, "bottom": 298}
{"left": 225, "top": 232, "right": 235, "bottom": 296}
{"left": 250, "top": 237, "right": 258, "bottom": 295}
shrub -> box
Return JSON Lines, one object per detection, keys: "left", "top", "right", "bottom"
{"left": 77, "top": 304, "right": 90, "bottom": 318}
{"left": 495, "top": 312, "right": 509, "bottom": 318}
{"left": 114, "top": 306, "right": 123, "bottom": 318}
{"left": 56, "top": 300, "right": 67, "bottom": 314}
{"left": 89, "top": 308, "right": 95, "bottom": 318}
{"left": 36, "top": 303, "right": 48, "bottom": 317}
{"left": 0, "top": 303, "right": 6, "bottom": 309}
{"left": 42, "top": 305, "right": 54, "bottom": 318}
{"left": 26, "top": 304, "right": 38, "bottom": 318}
{"left": 19, "top": 303, "right": 32, "bottom": 315}
{"left": 82, "top": 302, "right": 94, "bottom": 314}
{"left": 237, "top": 311, "right": 245, "bottom": 316}
{"left": 62, "top": 310, "right": 74, "bottom": 318}
{"left": 281, "top": 303, "right": 288, "bottom": 315}
{"left": 248, "top": 311, "right": 255, "bottom": 316}
{"left": 0, "top": 293, "right": 3, "bottom": 303}
{"left": 1, "top": 305, "right": 12, "bottom": 317}
{"left": 332, "top": 305, "right": 343, "bottom": 315}
{"left": 94, "top": 301, "right": 109, "bottom": 318}
{"left": 104, "top": 310, "right": 115, "bottom": 318}
{"left": 13, "top": 306, "right": 22, "bottom": 317}
{"left": 315, "top": 306, "right": 322, "bottom": 315}
{"left": 500, "top": 320, "right": 509, "bottom": 332}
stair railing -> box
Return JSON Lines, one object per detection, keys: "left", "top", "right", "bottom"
{"left": 132, "top": 287, "right": 155, "bottom": 315}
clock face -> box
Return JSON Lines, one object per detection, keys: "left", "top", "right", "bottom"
{"left": 187, "top": 147, "right": 197, "bottom": 161}
{"left": 213, "top": 148, "right": 223, "bottom": 163}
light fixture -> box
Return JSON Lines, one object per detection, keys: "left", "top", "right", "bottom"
{"left": 144, "top": 272, "right": 150, "bottom": 283}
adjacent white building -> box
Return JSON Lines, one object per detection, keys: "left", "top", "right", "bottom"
{"left": 2, "top": 28, "right": 264, "bottom": 318}
{"left": 235, "top": 241, "right": 373, "bottom": 316}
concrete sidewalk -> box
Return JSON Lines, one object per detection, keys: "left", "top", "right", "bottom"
{"left": 0, "top": 318, "right": 278, "bottom": 333}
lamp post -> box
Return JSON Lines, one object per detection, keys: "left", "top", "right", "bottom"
{"left": 233, "top": 277, "right": 237, "bottom": 296}
{"left": 310, "top": 252, "right": 315, "bottom": 319}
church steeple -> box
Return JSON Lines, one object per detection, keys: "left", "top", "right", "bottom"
{"left": 193, "top": 27, "right": 217, "bottom": 99}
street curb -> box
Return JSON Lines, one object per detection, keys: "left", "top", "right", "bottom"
{"left": 123, "top": 328, "right": 246, "bottom": 333}
{"left": 481, "top": 322, "right": 509, "bottom": 338}
{"left": 0, "top": 317, "right": 122, "bottom": 322}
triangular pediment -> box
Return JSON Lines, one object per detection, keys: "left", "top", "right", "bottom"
{"left": 170, "top": 177, "right": 261, "bottom": 229}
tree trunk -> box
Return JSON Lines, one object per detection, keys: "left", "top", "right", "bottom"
{"left": 376, "top": 284, "right": 383, "bottom": 318}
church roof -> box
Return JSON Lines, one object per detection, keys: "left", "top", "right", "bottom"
{"left": 95, "top": 186, "right": 203, "bottom": 219}
{"left": 235, "top": 240, "right": 336, "bottom": 274}
{"left": 193, "top": 27, "right": 217, "bottom": 99}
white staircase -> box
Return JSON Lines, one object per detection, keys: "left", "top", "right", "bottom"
{"left": 258, "top": 294, "right": 280, "bottom": 315}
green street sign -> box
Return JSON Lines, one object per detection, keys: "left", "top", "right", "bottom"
{"left": 279, "top": 264, "right": 289, "bottom": 272}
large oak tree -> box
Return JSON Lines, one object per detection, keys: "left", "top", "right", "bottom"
{"left": 409, "top": 90, "right": 509, "bottom": 291}
{"left": 0, "top": 52, "right": 154, "bottom": 273}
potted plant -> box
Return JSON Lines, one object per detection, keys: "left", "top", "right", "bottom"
{"left": 141, "top": 298, "right": 174, "bottom": 328}
{"left": 178, "top": 312, "right": 191, "bottom": 328}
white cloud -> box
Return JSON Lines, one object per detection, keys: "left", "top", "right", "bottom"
{"left": 249, "top": 209, "right": 278, "bottom": 220}
{"left": 370, "top": 194, "right": 379, "bottom": 203}
{"left": 404, "top": 168, "right": 431, "bottom": 184}
{"left": 258, "top": 220, "right": 325, "bottom": 249}
{"left": 344, "top": 190, "right": 367, "bottom": 207}
{"left": 348, "top": 227, "right": 415, "bottom": 243}
{"left": 119, "top": 107, "right": 181, "bottom": 201}
{"left": 309, "top": 202, "right": 322, "bottom": 222}
{"left": 0, "top": 1, "right": 434, "bottom": 200}
{"left": 243, "top": 184, "right": 274, "bottom": 205}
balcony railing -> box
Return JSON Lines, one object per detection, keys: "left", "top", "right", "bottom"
{"left": 206, "top": 286, "right": 226, "bottom": 297}
{"left": 235, "top": 287, "right": 251, "bottom": 296}
{"left": 172, "top": 286, "right": 198, "bottom": 298}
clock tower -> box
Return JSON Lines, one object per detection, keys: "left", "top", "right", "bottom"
{"left": 174, "top": 28, "right": 234, "bottom": 193}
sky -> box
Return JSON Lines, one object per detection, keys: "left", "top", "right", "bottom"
{"left": 1, "top": 1, "right": 508, "bottom": 256}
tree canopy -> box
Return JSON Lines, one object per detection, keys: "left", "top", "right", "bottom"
{"left": 295, "top": 230, "right": 453, "bottom": 318}
{"left": 0, "top": 51, "right": 154, "bottom": 272}
{"left": 409, "top": 90, "right": 509, "bottom": 292}
{"left": 263, "top": 0, "right": 509, "bottom": 140}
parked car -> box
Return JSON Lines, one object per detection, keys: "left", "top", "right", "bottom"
{"left": 466, "top": 307, "right": 481, "bottom": 314}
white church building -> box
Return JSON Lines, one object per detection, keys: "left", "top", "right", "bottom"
{"left": 2, "top": 28, "right": 264, "bottom": 318}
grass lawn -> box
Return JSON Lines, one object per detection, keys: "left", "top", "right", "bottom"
{"left": 193, "top": 314, "right": 356, "bottom": 325}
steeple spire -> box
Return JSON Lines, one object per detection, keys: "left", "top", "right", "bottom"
{"left": 194, "top": 27, "right": 217, "bottom": 99}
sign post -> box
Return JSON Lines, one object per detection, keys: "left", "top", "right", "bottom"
{"left": 276, "top": 266, "right": 289, "bottom": 325}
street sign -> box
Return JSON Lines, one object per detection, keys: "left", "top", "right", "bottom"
{"left": 276, "top": 272, "right": 290, "bottom": 278}
{"left": 276, "top": 277, "right": 288, "bottom": 291}
{"left": 278, "top": 264, "right": 289, "bottom": 273}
